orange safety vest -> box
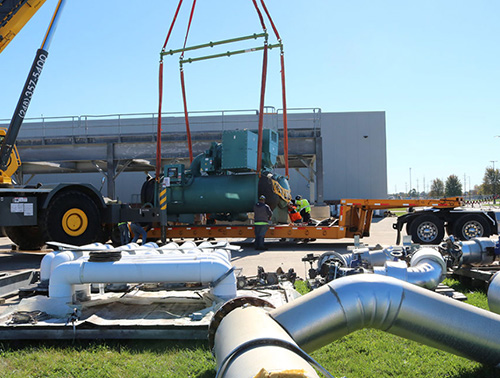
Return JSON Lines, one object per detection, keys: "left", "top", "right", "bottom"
{"left": 288, "top": 206, "right": 302, "bottom": 222}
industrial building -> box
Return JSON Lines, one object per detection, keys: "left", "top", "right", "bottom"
{"left": 0, "top": 108, "right": 387, "bottom": 204}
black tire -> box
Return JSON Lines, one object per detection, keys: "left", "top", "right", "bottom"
{"left": 4, "top": 225, "right": 46, "bottom": 250}
{"left": 405, "top": 220, "right": 412, "bottom": 236}
{"left": 110, "top": 225, "right": 123, "bottom": 247}
{"left": 453, "top": 214, "right": 491, "bottom": 240}
{"left": 42, "top": 190, "right": 102, "bottom": 246}
{"left": 409, "top": 214, "right": 445, "bottom": 245}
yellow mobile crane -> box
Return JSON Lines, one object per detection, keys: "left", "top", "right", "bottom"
{"left": 0, "top": 0, "right": 47, "bottom": 183}
{"left": 0, "top": 0, "right": 46, "bottom": 54}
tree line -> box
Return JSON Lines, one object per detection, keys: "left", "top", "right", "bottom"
{"left": 398, "top": 167, "right": 500, "bottom": 198}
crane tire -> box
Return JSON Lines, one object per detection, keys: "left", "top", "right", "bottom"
{"left": 5, "top": 226, "right": 45, "bottom": 250}
{"left": 42, "top": 190, "right": 102, "bottom": 246}
{"left": 409, "top": 214, "right": 445, "bottom": 245}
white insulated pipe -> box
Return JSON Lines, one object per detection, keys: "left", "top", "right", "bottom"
{"left": 213, "top": 306, "right": 321, "bottom": 378}
{"left": 41, "top": 242, "right": 232, "bottom": 283}
{"left": 488, "top": 271, "right": 500, "bottom": 314}
{"left": 48, "top": 254, "right": 237, "bottom": 305}
{"left": 270, "top": 274, "right": 500, "bottom": 367}
{"left": 373, "top": 248, "right": 446, "bottom": 289}
{"left": 40, "top": 242, "right": 113, "bottom": 284}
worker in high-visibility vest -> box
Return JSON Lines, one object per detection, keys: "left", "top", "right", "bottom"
{"left": 295, "top": 195, "right": 311, "bottom": 223}
{"left": 287, "top": 202, "right": 302, "bottom": 224}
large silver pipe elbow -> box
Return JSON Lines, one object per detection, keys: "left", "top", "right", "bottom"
{"left": 270, "top": 274, "right": 500, "bottom": 367}
{"left": 488, "top": 271, "right": 500, "bottom": 314}
{"left": 373, "top": 248, "right": 445, "bottom": 289}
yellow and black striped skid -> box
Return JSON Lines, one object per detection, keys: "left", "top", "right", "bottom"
{"left": 159, "top": 188, "right": 167, "bottom": 210}
{"left": 272, "top": 180, "right": 292, "bottom": 202}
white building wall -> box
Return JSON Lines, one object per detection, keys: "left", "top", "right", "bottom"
{"left": 15, "top": 110, "right": 387, "bottom": 204}
{"left": 321, "top": 111, "right": 387, "bottom": 200}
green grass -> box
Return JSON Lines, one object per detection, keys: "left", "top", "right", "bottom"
{"left": 0, "top": 279, "right": 497, "bottom": 377}
{"left": 0, "top": 340, "right": 215, "bottom": 378}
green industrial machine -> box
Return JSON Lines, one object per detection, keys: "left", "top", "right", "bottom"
{"left": 141, "top": 129, "right": 290, "bottom": 223}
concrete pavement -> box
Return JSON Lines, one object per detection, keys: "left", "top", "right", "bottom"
{"left": 0, "top": 217, "right": 401, "bottom": 280}
{"left": 230, "top": 216, "right": 400, "bottom": 279}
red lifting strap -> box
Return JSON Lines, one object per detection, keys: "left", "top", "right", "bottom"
{"left": 259, "top": 0, "right": 281, "bottom": 41}
{"left": 251, "top": 0, "right": 268, "bottom": 175}
{"left": 260, "top": 0, "right": 289, "bottom": 178}
{"left": 157, "top": 0, "right": 184, "bottom": 180}
{"left": 159, "top": 0, "right": 288, "bottom": 175}
{"left": 251, "top": 0, "right": 267, "bottom": 31}
{"left": 156, "top": 61, "right": 164, "bottom": 180}
{"left": 162, "top": 0, "right": 184, "bottom": 50}
{"left": 179, "top": 0, "right": 197, "bottom": 163}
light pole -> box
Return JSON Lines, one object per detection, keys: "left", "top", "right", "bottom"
{"left": 491, "top": 160, "right": 497, "bottom": 204}
{"left": 409, "top": 168, "right": 412, "bottom": 197}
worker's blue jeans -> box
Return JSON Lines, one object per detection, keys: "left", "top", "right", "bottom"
{"left": 131, "top": 223, "right": 148, "bottom": 244}
{"left": 118, "top": 223, "right": 130, "bottom": 245}
{"left": 254, "top": 224, "right": 269, "bottom": 250}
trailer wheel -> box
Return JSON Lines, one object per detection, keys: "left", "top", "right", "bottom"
{"left": 5, "top": 226, "right": 46, "bottom": 250}
{"left": 42, "top": 190, "right": 102, "bottom": 245}
{"left": 409, "top": 214, "right": 444, "bottom": 245}
{"left": 453, "top": 214, "right": 491, "bottom": 240}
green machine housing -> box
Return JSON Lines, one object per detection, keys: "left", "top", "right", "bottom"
{"left": 143, "top": 129, "right": 290, "bottom": 223}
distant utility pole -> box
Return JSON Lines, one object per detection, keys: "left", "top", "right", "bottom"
{"left": 409, "top": 168, "right": 412, "bottom": 193}
{"left": 492, "top": 161, "right": 497, "bottom": 204}
{"left": 469, "top": 176, "right": 471, "bottom": 200}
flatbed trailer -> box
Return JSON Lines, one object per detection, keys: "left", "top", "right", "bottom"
{"left": 146, "top": 197, "right": 465, "bottom": 242}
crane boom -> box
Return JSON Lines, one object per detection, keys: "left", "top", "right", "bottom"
{"left": 0, "top": 0, "right": 66, "bottom": 176}
{"left": 0, "top": 0, "right": 47, "bottom": 54}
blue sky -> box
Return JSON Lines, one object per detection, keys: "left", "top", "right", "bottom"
{"left": 1, "top": 1, "right": 499, "bottom": 196}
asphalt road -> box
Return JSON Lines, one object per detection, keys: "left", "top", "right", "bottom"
{"left": 231, "top": 216, "right": 399, "bottom": 279}
{"left": 0, "top": 216, "right": 400, "bottom": 280}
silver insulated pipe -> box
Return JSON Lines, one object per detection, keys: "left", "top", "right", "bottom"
{"left": 212, "top": 305, "right": 322, "bottom": 378}
{"left": 270, "top": 274, "right": 500, "bottom": 367}
{"left": 460, "top": 237, "right": 497, "bottom": 266}
{"left": 488, "top": 271, "right": 500, "bottom": 315}
{"left": 373, "top": 247, "right": 446, "bottom": 289}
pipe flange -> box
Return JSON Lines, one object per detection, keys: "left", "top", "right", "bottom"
{"left": 208, "top": 296, "right": 275, "bottom": 351}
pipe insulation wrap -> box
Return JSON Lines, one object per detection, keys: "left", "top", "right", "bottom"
{"left": 270, "top": 274, "right": 500, "bottom": 366}
{"left": 49, "top": 256, "right": 237, "bottom": 302}
{"left": 42, "top": 244, "right": 231, "bottom": 282}
{"left": 488, "top": 271, "right": 500, "bottom": 314}
{"left": 460, "top": 238, "right": 496, "bottom": 266}
{"left": 357, "top": 247, "right": 392, "bottom": 267}
{"left": 373, "top": 247, "right": 446, "bottom": 289}
{"left": 40, "top": 251, "right": 57, "bottom": 283}
{"left": 40, "top": 242, "right": 112, "bottom": 282}
{"left": 213, "top": 306, "right": 320, "bottom": 378}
